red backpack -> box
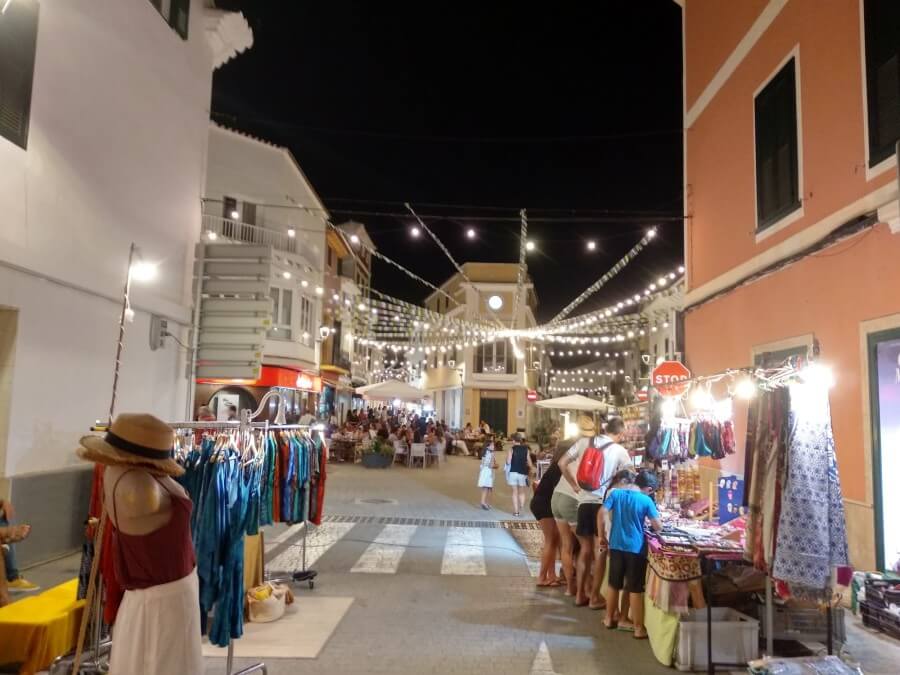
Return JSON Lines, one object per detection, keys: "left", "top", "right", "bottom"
{"left": 576, "top": 440, "right": 613, "bottom": 491}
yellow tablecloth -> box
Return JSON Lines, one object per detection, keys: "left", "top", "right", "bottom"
{"left": 0, "top": 578, "right": 84, "bottom": 674}
{"left": 644, "top": 593, "right": 679, "bottom": 666}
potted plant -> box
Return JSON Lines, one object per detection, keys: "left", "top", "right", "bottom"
{"left": 361, "top": 437, "right": 394, "bottom": 469}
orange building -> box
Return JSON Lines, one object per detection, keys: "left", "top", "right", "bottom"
{"left": 680, "top": 0, "right": 899, "bottom": 572}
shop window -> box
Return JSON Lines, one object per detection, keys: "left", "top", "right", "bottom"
{"left": 268, "top": 287, "right": 293, "bottom": 340}
{"left": 864, "top": 0, "right": 900, "bottom": 167}
{"left": 0, "top": 0, "right": 38, "bottom": 150}
{"left": 148, "top": 0, "right": 190, "bottom": 39}
{"left": 867, "top": 327, "right": 900, "bottom": 572}
{"left": 755, "top": 58, "right": 800, "bottom": 230}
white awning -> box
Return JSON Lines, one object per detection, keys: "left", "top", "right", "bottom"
{"left": 354, "top": 379, "right": 426, "bottom": 402}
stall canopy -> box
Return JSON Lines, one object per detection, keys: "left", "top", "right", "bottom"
{"left": 354, "top": 379, "right": 425, "bottom": 402}
{"left": 535, "top": 394, "right": 612, "bottom": 412}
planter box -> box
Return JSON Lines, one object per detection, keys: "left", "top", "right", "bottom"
{"left": 361, "top": 453, "right": 393, "bottom": 469}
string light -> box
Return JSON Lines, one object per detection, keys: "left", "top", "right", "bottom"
{"left": 466, "top": 228, "right": 476, "bottom": 239}
{"left": 525, "top": 240, "right": 536, "bottom": 252}
{"left": 410, "top": 226, "right": 420, "bottom": 238}
{"left": 586, "top": 240, "right": 596, "bottom": 251}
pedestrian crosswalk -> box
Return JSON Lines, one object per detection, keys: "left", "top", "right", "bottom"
{"left": 264, "top": 521, "right": 539, "bottom": 578}
{"left": 350, "top": 523, "right": 417, "bottom": 574}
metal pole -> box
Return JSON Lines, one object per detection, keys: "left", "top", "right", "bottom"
{"left": 186, "top": 252, "right": 205, "bottom": 420}
{"left": 108, "top": 243, "right": 135, "bottom": 425}
{"left": 765, "top": 576, "right": 775, "bottom": 656}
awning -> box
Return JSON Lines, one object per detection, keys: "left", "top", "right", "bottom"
{"left": 354, "top": 379, "right": 425, "bottom": 402}
{"left": 535, "top": 394, "right": 612, "bottom": 412}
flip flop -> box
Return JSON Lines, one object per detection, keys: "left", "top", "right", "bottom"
{"left": 633, "top": 632, "right": 648, "bottom": 640}
{"left": 617, "top": 624, "right": 635, "bottom": 632}
{"left": 603, "top": 621, "right": 618, "bottom": 629}
{"left": 588, "top": 603, "right": 606, "bottom": 611}
{"left": 574, "top": 599, "right": 590, "bottom": 607}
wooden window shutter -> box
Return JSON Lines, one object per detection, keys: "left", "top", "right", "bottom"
{"left": 0, "top": 0, "right": 39, "bottom": 149}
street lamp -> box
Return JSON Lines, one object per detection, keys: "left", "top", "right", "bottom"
{"left": 108, "top": 244, "right": 158, "bottom": 424}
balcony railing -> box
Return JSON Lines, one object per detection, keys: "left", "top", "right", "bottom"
{"left": 203, "top": 214, "right": 299, "bottom": 255}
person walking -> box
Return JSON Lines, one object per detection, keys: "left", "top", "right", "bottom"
{"left": 550, "top": 415, "right": 595, "bottom": 598}
{"left": 602, "top": 470, "right": 662, "bottom": 638}
{"left": 477, "top": 438, "right": 498, "bottom": 510}
{"left": 530, "top": 442, "right": 569, "bottom": 587}
{"left": 505, "top": 433, "right": 533, "bottom": 516}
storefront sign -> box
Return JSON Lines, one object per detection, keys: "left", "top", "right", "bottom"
{"left": 526, "top": 389, "right": 538, "bottom": 402}
{"left": 200, "top": 366, "right": 321, "bottom": 393}
{"left": 651, "top": 361, "right": 691, "bottom": 397}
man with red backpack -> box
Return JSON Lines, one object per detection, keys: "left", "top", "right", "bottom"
{"left": 560, "top": 417, "right": 631, "bottom": 608}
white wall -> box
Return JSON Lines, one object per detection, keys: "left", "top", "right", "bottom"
{"left": 205, "top": 123, "right": 327, "bottom": 270}
{"left": 0, "top": 0, "right": 225, "bottom": 478}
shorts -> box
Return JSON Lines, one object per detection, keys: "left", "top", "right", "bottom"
{"left": 530, "top": 496, "right": 553, "bottom": 521}
{"left": 507, "top": 471, "right": 528, "bottom": 487}
{"left": 608, "top": 549, "right": 648, "bottom": 593}
{"left": 576, "top": 502, "right": 602, "bottom": 537}
{"left": 551, "top": 492, "right": 579, "bottom": 524}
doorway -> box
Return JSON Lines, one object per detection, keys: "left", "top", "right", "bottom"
{"left": 479, "top": 391, "right": 508, "bottom": 436}
{"left": 868, "top": 327, "right": 900, "bottom": 572}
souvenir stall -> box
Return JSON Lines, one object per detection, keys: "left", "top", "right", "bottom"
{"left": 620, "top": 401, "right": 650, "bottom": 461}
{"left": 639, "top": 357, "right": 851, "bottom": 673}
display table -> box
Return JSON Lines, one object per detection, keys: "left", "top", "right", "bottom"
{"left": 0, "top": 578, "right": 84, "bottom": 674}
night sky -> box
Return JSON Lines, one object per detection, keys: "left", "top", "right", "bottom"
{"left": 212, "top": 1, "right": 684, "bottom": 323}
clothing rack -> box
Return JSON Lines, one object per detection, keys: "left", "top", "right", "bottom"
{"left": 168, "top": 390, "right": 316, "bottom": 675}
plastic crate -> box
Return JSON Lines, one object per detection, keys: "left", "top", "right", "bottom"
{"left": 859, "top": 601, "right": 900, "bottom": 640}
{"left": 675, "top": 607, "right": 759, "bottom": 671}
{"left": 758, "top": 601, "right": 846, "bottom": 647}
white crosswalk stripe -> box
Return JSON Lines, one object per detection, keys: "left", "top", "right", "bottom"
{"left": 440, "top": 526, "right": 487, "bottom": 575}
{"left": 351, "top": 524, "right": 418, "bottom": 574}
{"left": 267, "top": 521, "right": 355, "bottom": 572}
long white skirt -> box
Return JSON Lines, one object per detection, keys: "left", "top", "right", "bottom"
{"left": 109, "top": 568, "right": 203, "bottom": 675}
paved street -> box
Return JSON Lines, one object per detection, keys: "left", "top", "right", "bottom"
{"left": 205, "top": 459, "right": 672, "bottom": 674}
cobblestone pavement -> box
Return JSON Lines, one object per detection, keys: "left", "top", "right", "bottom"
{"left": 204, "top": 459, "right": 672, "bottom": 674}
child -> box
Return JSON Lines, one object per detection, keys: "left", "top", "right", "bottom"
{"left": 602, "top": 470, "right": 662, "bottom": 639}
{"left": 477, "top": 438, "right": 499, "bottom": 510}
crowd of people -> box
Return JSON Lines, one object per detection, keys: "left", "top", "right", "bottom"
{"left": 328, "top": 405, "right": 460, "bottom": 460}
{"left": 522, "top": 415, "right": 662, "bottom": 639}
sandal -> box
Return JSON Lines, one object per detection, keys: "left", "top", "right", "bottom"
{"left": 603, "top": 620, "right": 618, "bottom": 629}
{"left": 633, "top": 631, "right": 648, "bottom": 640}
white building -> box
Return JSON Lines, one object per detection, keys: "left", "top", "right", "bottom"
{"left": 0, "top": 0, "right": 251, "bottom": 564}
{"left": 195, "top": 123, "right": 328, "bottom": 421}
{"left": 641, "top": 279, "right": 684, "bottom": 366}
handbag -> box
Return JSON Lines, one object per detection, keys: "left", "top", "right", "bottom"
{"left": 247, "top": 582, "right": 294, "bottom": 623}
{"left": 576, "top": 440, "right": 613, "bottom": 491}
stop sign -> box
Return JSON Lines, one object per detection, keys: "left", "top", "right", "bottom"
{"left": 651, "top": 361, "right": 692, "bottom": 397}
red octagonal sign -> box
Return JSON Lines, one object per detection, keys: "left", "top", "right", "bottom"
{"left": 651, "top": 360, "right": 692, "bottom": 397}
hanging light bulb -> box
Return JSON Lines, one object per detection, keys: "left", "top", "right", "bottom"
{"left": 735, "top": 377, "right": 756, "bottom": 400}
{"left": 410, "top": 226, "right": 420, "bottom": 238}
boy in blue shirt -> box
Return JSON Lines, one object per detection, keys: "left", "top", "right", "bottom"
{"left": 601, "top": 470, "right": 662, "bottom": 638}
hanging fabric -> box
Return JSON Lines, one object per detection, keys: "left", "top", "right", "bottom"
{"left": 771, "top": 383, "right": 849, "bottom": 595}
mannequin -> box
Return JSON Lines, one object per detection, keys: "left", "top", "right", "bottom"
{"left": 78, "top": 413, "right": 202, "bottom": 675}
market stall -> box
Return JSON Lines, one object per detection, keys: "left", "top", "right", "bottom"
{"left": 636, "top": 356, "right": 851, "bottom": 672}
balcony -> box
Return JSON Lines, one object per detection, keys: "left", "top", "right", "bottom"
{"left": 201, "top": 213, "right": 321, "bottom": 273}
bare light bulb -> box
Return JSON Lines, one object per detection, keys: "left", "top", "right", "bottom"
{"left": 525, "top": 240, "right": 536, "bottom": 252}
{"left": 130, "top": 261, "right": 158, "bottom": 282}
{"left": 466, "top": 228, "right": 476, "bottom": 239}
{"left": 410, "top": 226, "right": 420, "bottom": 238}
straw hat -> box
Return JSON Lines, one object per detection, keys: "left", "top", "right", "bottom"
{"left": 77, "top": 413, "right": 183, "bottom": 477}
{"left": 577, "top": 415, "right": 596, "bottom": 437}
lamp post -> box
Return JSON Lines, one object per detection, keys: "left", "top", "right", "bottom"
{"left": 107, "top": 243, "right": 157, "bottom": 425}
